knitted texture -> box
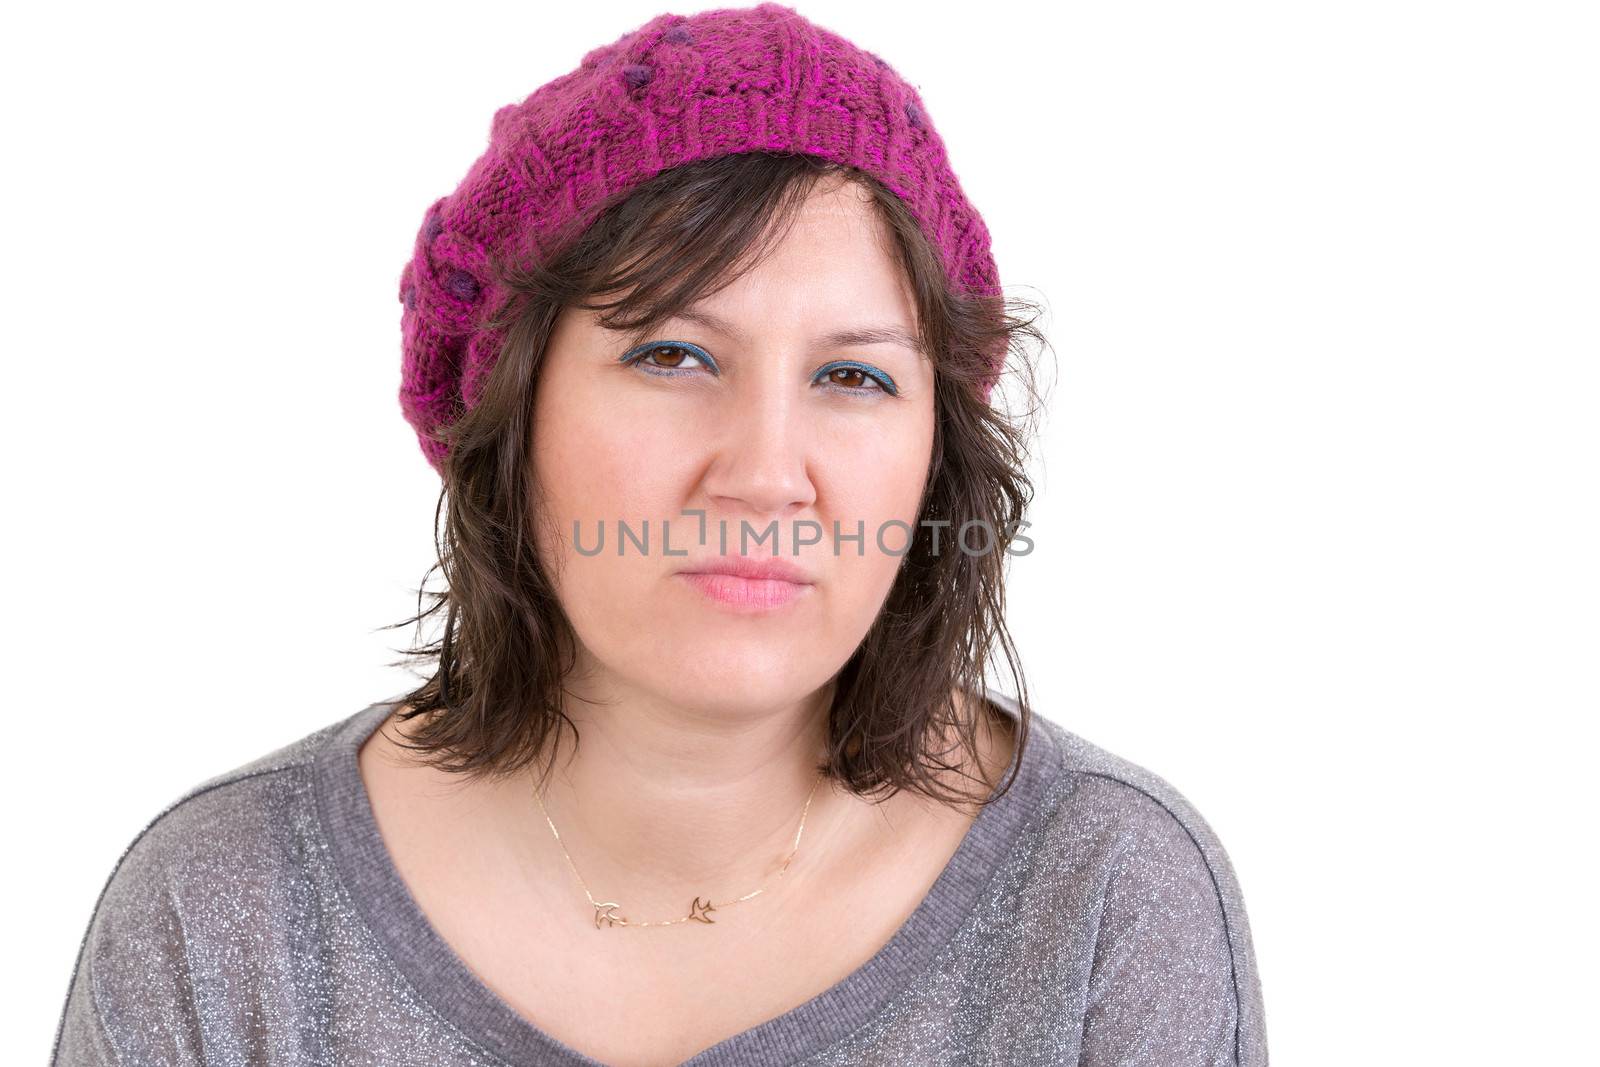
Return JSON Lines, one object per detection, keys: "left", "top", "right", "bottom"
{"left": 397, "top": 2, "right": 1005, "bottom": 475}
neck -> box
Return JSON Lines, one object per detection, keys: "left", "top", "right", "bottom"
{"left": 378, "top": 678, "right": 1010, "bottom": 928}
{"left": 524, "top": 674, "right": 848, "bottom": 917}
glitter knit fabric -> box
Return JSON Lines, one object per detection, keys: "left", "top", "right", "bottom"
{"left": 397, "top": 2, "right": 1010, "bottom": 475}
{"left": 50, "top": 690, "right": 1267, "bottom": 1065}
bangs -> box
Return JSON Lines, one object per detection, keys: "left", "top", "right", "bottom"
{"left": 557, "top": 152, "right": 872, "bottom": 349}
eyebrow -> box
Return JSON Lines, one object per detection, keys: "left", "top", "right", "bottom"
{"left": 648, "top": 305, "right": 927, "bottom": 359}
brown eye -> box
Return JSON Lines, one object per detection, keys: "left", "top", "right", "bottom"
{"left": 646, "top": 345, "right": 688, "bottom": 368}
{"left": 623, "top": 342, "right": 715, "bottom": 377}
{"left": 816, "top": 362, "right": 895, "bottom": 396}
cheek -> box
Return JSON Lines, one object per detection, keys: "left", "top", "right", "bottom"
{"left": 529, "top": 395, "right": 699, "bottom": 652}
{"left": 531, "top": 391, "right": 691, "bottom": 548}
{"left": 816, "top": 427, "right": 934, "bottom": 610}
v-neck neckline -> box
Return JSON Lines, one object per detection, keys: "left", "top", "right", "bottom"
{"left": 311, "top": 687, "right": 1062, "bottom": 1067}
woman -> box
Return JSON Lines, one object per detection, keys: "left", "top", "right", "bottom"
{"left": 52, "top": 4, "right": 1267, "bottom": 1065}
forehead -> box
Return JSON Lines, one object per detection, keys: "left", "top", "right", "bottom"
{"left": 764, "top": 177, "right": 902, "bottom": 277}
{"left": 666, "top": 182, "right": 917, "bottom": 332}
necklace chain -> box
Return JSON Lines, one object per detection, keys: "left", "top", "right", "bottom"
{"left": 532, "top": 769, "right": 826, "bottom": 930}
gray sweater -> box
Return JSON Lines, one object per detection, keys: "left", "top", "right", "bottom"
{"left": 51, "top": 691, "right": 1268, "bottom": 1066}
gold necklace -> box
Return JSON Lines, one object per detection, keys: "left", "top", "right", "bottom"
{"left": 532, "top": 769, "right": 827, "bottom": 930}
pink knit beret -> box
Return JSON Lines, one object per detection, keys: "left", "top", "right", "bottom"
{"left": 398, "top": 2, "right": 1005, "bottom": 475}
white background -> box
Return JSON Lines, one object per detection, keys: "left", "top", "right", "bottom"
{"left": 7, "top": 1, "right": 1596, "bottom": 1062}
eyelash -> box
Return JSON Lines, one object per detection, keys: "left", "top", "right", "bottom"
{"left": 621, "top": 342, "right": 898, "bottom": 397}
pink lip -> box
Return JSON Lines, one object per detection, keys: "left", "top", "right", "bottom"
{"left": 675, "top": 555, "right": 816, "bottom": 613}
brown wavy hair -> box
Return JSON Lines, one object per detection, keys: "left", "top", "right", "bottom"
{"left": 380, "top": 150, "right": 1051, "bottom": 811}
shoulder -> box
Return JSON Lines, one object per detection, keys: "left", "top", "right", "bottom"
{"left": 96, "top": 708, "right": 354, "bottom": 891}
{"left": 1039, "top": 718, "right": 1251, "bottom": 905}
{"left": 1026, "top": 713, "right": 1269, "bottom": 1066}
{"left": 50, "top": 703, "right": 374, "bottom": 1065}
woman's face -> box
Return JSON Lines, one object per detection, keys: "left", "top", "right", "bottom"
{"left": 529, "top": 176, "right": 936, "bottom": 713}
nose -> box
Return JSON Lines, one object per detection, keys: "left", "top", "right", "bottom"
{"left": 698, "top": 380, "right": 818, "bottom": 523}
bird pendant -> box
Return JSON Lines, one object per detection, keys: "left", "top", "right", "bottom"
{"left": 593, "top": 896, "right": 718, "bottom": 928}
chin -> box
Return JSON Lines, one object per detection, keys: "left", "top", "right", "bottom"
{"left": 631, "top": 657, "right": 838, "bottom": 715}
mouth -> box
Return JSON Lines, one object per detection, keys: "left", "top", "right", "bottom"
{"left": 674, "top": 557, "right": 815, "bottom": 613}
{"left": 676, "top": 555, "right": 816, "bottom": 585}
{"left": 675, "top": 571, "right": 812, "bottom": 611}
